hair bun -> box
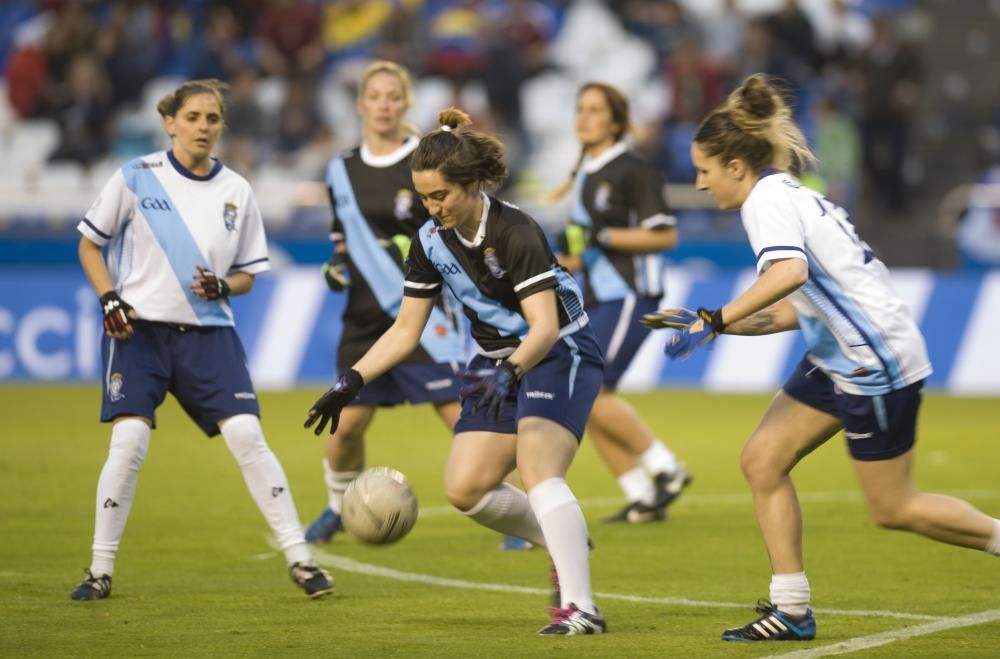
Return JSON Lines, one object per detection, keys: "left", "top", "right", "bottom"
{"left": 739, "top": 75, "right": 777, "bottom": 120}
{"left": 437, "top": 107, "right": 472, "bottom": 131}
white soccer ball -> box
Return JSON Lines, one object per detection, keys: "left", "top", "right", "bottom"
{"left": 341, "top": 467, "right": 418, "bottom": 545}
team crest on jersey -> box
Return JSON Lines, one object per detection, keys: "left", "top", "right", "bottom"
{"left": 594, "top": 182, "right": 612, "bottom": 211}
{"left": 109, "top": 372, "right": 125, "bottom": 402}
{"left": 223, "top": 203, "right": 238, "bottom": 231}
{"left": 394, "top": 189, "right": 414, "bottom": 221}
{"left": 483, "top": 247, "right": 506, "bottom": 279}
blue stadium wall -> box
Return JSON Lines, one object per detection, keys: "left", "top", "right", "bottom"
{"left": 1, "top": 265, "right": 999, "bottom": 395}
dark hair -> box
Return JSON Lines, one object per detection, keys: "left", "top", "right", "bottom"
{"left": 694, "top": 74, "right": 814, "bottom": 174}
{"left": 548, "top": 82, "right": 631, "bottom": 200}
{"left": 410, "top": 108, "right": 508, "bottom": 190}
{"left": 157, "top": 79, "right": 228, "bottom": 118}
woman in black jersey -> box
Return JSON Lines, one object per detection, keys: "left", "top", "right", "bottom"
{"left": 304, "top": 61, "right": 468, "bottom": 544}
{"left": 553, "top": 82, "right": 691, "bottom": 524}
{"left": 306, "top": 108, "right": 607, "bottom": 636}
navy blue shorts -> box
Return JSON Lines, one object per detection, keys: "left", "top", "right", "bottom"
{"left": 587, "top": 296, "right": 658, "bottom": 390}
{"left": 454, "top": 326, "right": 604, "bottom": 441}
{"left": 782, "top": 356, "right": 924, "bottom": 461}
{"left": 347, "top": 361, "right": 462, "bottom": 407}
{"left": 100, "top": 321, "right": 260, "bottom": 437}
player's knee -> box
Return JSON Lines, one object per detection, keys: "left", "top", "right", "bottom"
{"left": 220, "top": 414, "right": 268, "bottom": 466}
{"left": 443, "top": 472, "right": 490, "bottom": 512}
{"left": 739, "top": 443, "right": 777, "bottom": 487}
{"left": 109, "top": 418, "right": 151, "bottom": 467}
{"left": 867, "top": 501, "right": 915, "bottom": 531}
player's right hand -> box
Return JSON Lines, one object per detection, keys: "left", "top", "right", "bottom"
{"left": 554, "top": 224, "right": 592, "bottom": 257}
{"left": 322, "top": 252, "right": 350, "bottom": 292}
{"left": 99, "top": 291, "right": 136, "bottom": 340}
{"left": 305, "top": 369, "right": 364, "bottom": 436}
{"left": 640, "top": 307, "right": 698, "bottom": 330}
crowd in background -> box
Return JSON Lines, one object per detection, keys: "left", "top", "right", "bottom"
{"left": 0, "top": 0, "right": 943, "bottom": 222}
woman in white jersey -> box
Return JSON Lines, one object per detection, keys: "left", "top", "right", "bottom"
{"left": 70, "top": 79, "right": 332, "bottom": 601}
{"left": 644, "top": 74, "right": 1000, "bottom": 642}
{"left": 306, "top": 109, "right": 607, "bottom": 635}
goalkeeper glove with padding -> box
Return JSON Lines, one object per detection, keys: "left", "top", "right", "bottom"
{"left": 640, "top": 307, "right": 699, "bottom": 330}
{"left": 664, "top": 308, "right": 726, "bottom": 360}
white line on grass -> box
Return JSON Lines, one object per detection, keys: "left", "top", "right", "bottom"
{"left": 414, "top": 488, "right": 1000, "bottom": 518}
{"left": 297, "top": 543, "right": 943, "bottom": 622}
{"left": 762, "top": 608, "right": 1000, "bottom": 658}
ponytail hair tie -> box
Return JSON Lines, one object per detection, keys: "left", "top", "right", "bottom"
{"left": 440, "top": 125, "right": 452, "bottom": 132}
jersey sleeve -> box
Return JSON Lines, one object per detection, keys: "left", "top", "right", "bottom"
{"left": 78, "top": 169, "right": 133, "bottom": 246}
{"left": 742, "top": 185, "right": 808, "bottom": 274}
{"left": 629, "top": 161, "right": 676, "bottom": 230}
{"left": 504, "top": 222, "right": 558, "bottom": 300}
{"left": 403, "top": 234, "right": 442, "bottom": 298}
{"left": 230, "top": 190, "right": 270, "bottom": 275}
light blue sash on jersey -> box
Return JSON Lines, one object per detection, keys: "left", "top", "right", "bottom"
{"left": 417, "top": 221, "right": 528, "bottom": 339}
{"left": 122, "top": 161, "right": 230, "bottom": 326}
{"left": 569, "top": 170, "right": 633, "bottom": 302}
{"left": 327, "top": 159, "right": 465, "bottom": 363}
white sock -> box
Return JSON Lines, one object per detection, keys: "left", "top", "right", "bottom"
{"left": 986, "top": 518, "right": 1000, "bottom": 556}
{"left": 464, "top": 483, "right": 548, "bottom": 549}
{"left": 221, "top": 415, "right": 311, "bottom": 565}
{"left": 617, "top": 466, "right": 655, "bottom": 505}
{"left": 639, "top": 439, "right": 679, "bottom": 476}
{"left": 528, "top": 478, "right": 595, "bottom": 614}
{"left": 769, "top": 572, "right": 811, "bottom": 618}
{"left": 90, "top": 419, "right": 150, "bottom": 577}
{"left": 322, "top": 458, "right": 359, "bottom": 515}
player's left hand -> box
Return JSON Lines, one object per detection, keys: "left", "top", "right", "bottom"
{"left": 305, "top": 369, "right": 364, "bottom": 436}
{"left": 664, "top": 308, "right": 725, "bottom": 360}
{"left": 640, "top": 307, "right": 699, "bottom": 330}
{"left": 191, "top": 265, "right": 231, "bottom": 300}
{"left": 460, "top": 361, "right": 521, "bottom": 420}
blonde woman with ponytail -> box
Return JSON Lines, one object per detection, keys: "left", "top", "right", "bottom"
{"left": 304, "top": 61, "right": 471, "bottom": 546}
{"left": 306, "top": 108, "right": 607, "bottom": 635}
{"left": 552, "top": 82, "right": 690, "bottom": 526}
{"left": 645, "top": 74, "right": 1000, "bottom": 642}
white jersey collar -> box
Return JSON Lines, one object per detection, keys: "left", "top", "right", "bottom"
{"left": 456, "top": 192, "right": 491, "bottom": 248}
{"left": 581, "top": 141, "right": 628, "bottom": 174}
{"left": 360, "top": 135, "right": 419, "bottom": 168}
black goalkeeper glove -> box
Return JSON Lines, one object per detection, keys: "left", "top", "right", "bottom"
{"left": 322, "top": 250, "right": 351, "bottom": 292}
{"left": 192, "top": 264, "right": 230, "bottom": 300}
{"left": 460, "top": 360, "right": 522, "bottom": 420}
{"left": 304, "top": 369, "right": 364, "bottom": 436}
{"left": 99, "top": 291, "right": 135, "bottom": 338}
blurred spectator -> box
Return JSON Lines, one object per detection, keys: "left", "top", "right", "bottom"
{"left": 481, "top": 0, "right": 557, "bottom": 159}
{"left": 257, "top": 0, "right": 324, "bottom": 79}
{"left": 95, "top": 0, "right": 164, "bottom": 108}
{"left": 321, "top": 0, "right": 393, "bottom": 65}
{"left": 664, "top": 37, "right": 724, "bottom": 124}
{"left": 47, "top": 52, "right": 111, "bottom": 165}
{"left": 620, "top": 0, "right": 699, "bottom": 60}
{"left": 814, "top": 0, "right": 873, "bottom": 66}
{"left": 810, "top": 93, "right": 862, "bottom": 212}
{"left": 188, "top": 4, "right": 255, "bottom": 81}
{"left": 220, "top": 67, "right": 266, "bottom": 175}
{"left": 273, "top": 73, "right": 325, "bottom": 164}
{"left": 40, "top": 1, "right": 97, "bottom": 84}
{"left": 854, "top": 14, "right": 922, "bottom": 213}
{"left": 699, "top": 0, "right": 746, "bottom": 82}
{"left": 424, "top": 0, "right": 486, "bottom": 86}
{"left": 765, "top": 0, "right": 824, "bottom": 76}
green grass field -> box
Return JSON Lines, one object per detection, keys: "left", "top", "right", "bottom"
{"left": 2, "top": 387, "right": 999, "bottom": 657}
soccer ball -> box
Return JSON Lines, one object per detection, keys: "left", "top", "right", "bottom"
{"left": 341, "top": 467, "right": 418, "bottom": 545}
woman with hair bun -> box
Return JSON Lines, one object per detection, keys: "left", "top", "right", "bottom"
{"left": 306, "top": 108, "right": 607, "bottom": 635}
{"left": 70, "top": 79, "right": 332, "bottom": 601}
{"left": 644, "top": 74, "right": 1000, "bottom": 642}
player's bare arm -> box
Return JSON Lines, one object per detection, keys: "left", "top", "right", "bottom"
{"left": 722, "top": 299, "right": 799, "bottom": 336}
{"left": 719, "top": 258, "right": 807, "bottom": 327}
